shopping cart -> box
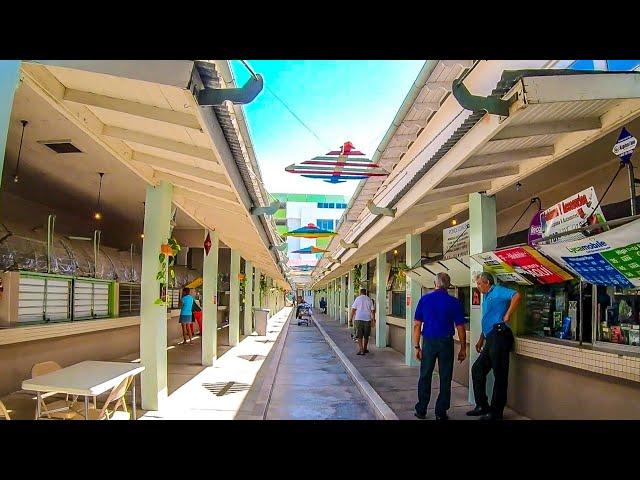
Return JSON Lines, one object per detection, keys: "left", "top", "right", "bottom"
{"left": 296, "top": 302, "right": 312, "bottom": 326}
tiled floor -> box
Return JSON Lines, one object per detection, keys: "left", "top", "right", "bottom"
{"left": 0, "top": 314, "right": 283, "bottom": 421}
{"left": 263, "top": 320, "right": 376, "bottom": 420}
{"left": 314, "top": 313, "right": 528, "bottom": 421}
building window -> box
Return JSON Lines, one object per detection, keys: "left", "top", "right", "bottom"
{"left": 598, "top": 287, "right": 640, "bottom": 346}
{"left": 569, "top": 60, "right": 640, "bottom": 72}
{"left": 337, "top": 203, "right": 347, "bottom": 209}
{"left": 316, "top": 219, "right": 334, "bottom": 231}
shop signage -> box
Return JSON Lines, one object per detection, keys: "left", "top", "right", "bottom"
{"left": 540, "top": 187, "right": 606, "bottom": 243}
{"left": 536, "top": 218, "right": 640, "bottom": 288}
{"left": 527, "top": 210, "right": 543, "bottom": 245}
{"left": 471, "top": 246, "right": 572, "bottom": 286}
{"left": 442, "top": 220, "right": 470, "bottom": 260}
{"left": 613, "top": 127, "right": 637, "bottom": 164}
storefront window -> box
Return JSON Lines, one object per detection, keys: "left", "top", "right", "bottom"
{"left": 522, "top": 280, "right": 580, "bottom": 341}
{"left": 598, "top": 287, "right": 640, "bottom": 346}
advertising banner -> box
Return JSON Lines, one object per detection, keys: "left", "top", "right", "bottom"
{"left": 442, "top": 220, "right": 469, "bottom": 260}
{"left": 540, "top": 187, "right": 606, "bottom": 243}
{"left": 537, "top": 218, "right": 640, "bottom": 288}
{"left": 472, "top": 246, "right": 573, "bottom": 286}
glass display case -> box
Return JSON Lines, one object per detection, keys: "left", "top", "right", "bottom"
{"left": 523, "top": 281, "right": 580, "bottom": 340}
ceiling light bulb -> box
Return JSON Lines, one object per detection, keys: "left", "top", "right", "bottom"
{"left": 452, "top": 219, "right": 457, "bottom": 225}
{"left": 13, "top": 175, "right": 18, "bottom": 183}
{"left": 393, "top": 250, "right": 398, "bottom": 255}
{"left": 94, "top": 212, "right": 102, "bottom": 220}
{"left": 140, "top": 233, "right": 144, "bottom": 239}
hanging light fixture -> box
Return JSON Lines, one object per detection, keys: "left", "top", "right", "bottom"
{"left": 13, "top": 120, "right": 28, "bottom": 183}
{"left": 94, "top": 172, "right": 104, "bottom": 220}
{"left": 140, "top": 202, "right": 145, "bottom": 240}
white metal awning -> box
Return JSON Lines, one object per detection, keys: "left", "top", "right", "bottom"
{"left": 19, "top": 60, "right": 287, "bottom": 287}
{"left": 316, "top": 70, "right": 640, "bottom": 287}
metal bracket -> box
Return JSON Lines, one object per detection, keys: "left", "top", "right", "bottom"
{"left": 339, "top": 239, "right": 358, "bottom": 249}
{"left": 251, "top": 201, "right": 280, "bottom": 216}
{"left": 452, "top": 77, "right": 512, "bottom": 116}
{"left": 366, "top": 200, "right": 396, "bottom": 217}
{"left": 197, "top": 74, "right": 264, "bottom": 106}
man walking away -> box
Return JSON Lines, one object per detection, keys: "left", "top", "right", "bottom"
{"left": 350, "top": 288, "right": 375, "bottom": 355}
{"left": 413, "top": 272, "right": 467, "bottom": 420}
{"left": 319, "top": 296, "right": 327, "bottom": 314}
{"left": 467, "top": 272, "right": 521, "bottom": 420}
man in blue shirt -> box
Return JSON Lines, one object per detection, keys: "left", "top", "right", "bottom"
{"left": 413, "top": 272, "right": 467, "bottom": 420}
{"left": 467, "top": 272, "right": 521, "bottom": 420}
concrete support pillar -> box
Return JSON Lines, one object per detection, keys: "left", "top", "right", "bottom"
{"left": 347, "top": 270, "right": 355, "bottom": 324}
{"left": 468, "top": 192, "right": 497, "bottom": 404}
{"left": 405, "top": 234, "right": 421, "bottom": 366}
{"left": 338, "top": 275, "right": 345, "bottom": 325}
{"left": 229, "top": 250, "right": 241, "bottom": 346}
{"left": 376, "top": 252, "right": 388, "bottom": 348}
{"left": 0, "top": 61, "right": 20, "bottom": 186}
{"left": 361, "top": 263, "right": 368, "bottom": 292}
{"left": 202, "top": 230, "right": 219, "bottom": 366}
{"left": 140, "top": 181, "right": 173, "bottom": 411}
{"left": 254, "top": 267, "right": 261, "bottom": 315}
{"left": 330, "top": 280, "right": 335, "bottom": 318}
{"left": 244, "top": 261, "right": 253, "bottom": 336}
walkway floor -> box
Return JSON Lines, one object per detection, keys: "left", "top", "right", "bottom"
{"left": 0, "top": 310, "right": 286, "bottom": 420}
{"left": 314, "top": 313, "right": 528, "bottom": 420}
{"left": 262, "top": 318, "right": 376, "bottom": 420}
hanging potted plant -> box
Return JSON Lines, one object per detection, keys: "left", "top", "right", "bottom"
{"left": 155, "top": 237, "right": 181, "bottom": 305}
{"left": 353, "top": 264, "right": 362, "bottom": 293}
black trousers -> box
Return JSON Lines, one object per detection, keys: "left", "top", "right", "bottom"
{"left": 471, "top": 326, "right": 514, "bottom": 417}
{"left": 415, "top": 337, "right": 454, "bottom": 417}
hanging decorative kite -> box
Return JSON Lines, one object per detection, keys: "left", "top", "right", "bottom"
{"left": 291, "top": 246, "right": 329, "bottom": 254}
{"left": 284, "top": 223, "right": 337, "bottom": 238}
{"left": 291, "top": 264, "right": 315, "bottom": 271}
{"left": 285, "top": 141, "right": 389, "bottom": 184}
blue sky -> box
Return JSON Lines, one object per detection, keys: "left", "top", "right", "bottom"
{"left": 230, "top": 60, "right": 425, "bottom": 200}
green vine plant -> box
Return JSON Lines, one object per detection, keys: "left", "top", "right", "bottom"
{"left": 353, "top": 264, "right": 362, "bottom": 293}
{"left": 155, "top": 237, "right": 181, "bottom": 305}
{"left": 259, "top": 274, "right": 267, "bottom": 300}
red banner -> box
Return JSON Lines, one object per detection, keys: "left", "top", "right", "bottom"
{"left": 494, "top": 246, "right": 572, "bottom": 285}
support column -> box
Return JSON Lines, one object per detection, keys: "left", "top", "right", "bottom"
{"left": 376, "top": 253, "right": 388, "bottom": 348}
{"left": 202, "top": 230, "right": 219, "bottom": 366}
{"left": 253, "top": 267, "right": 261, "bottom": 330}
{"left": 361, "top": 262, "right": 368, "bottom": 292}
{"left": 347, "top": 270, "right": 354, "bottom": 325}
{"left": 229, "top": 250, "right": 241, "bottom": 346}
{"left": 244, "top": 261, "right": 253, "bottom": 336}
{"left": 329, "top": 280, "right": 334, "bottom": 318}
{"left": 338, "top": 275, "right": 346, "bottom": 325}
{"left": 140, "top": 181, "right": 173, "bottom": 411}
{"left": 405, "top": 234, "right": 420, "bottom": 366}
{"left": 0, "top": 61, "right": 20, "bottom": 188}
{"left": 333, "top": 279, "right": 338, "bottom": 319}
{"left": 468, "top": 192, "right": 497, "bottom": 404}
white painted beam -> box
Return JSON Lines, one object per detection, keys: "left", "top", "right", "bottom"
{"left": 491, "top": 117, "right": 602, "bottom": 141}
{"left": 437, "top": 165, "right": 519, "bottom": 189}
{"left": 424, "top": 81, "right": 453, "bottom": 93}
{"left": 173, "top": 188, "right": 242, "bottom": 211}
{"left": 441, "top": 60, "right": 474, "bottom": 68}
{"left": 463, "top": 146, "right": 555, "bottom": 168}
{"left": 154, "top": 172, "right": 238, "bottom": 203}
{"left": 413, "top": 101, "right": 441, "bottom": 112}
{"left": 63, "top": 88, "right": 202, "bottom": 130}
{"left": 523, "top": 73, "right": 640, "bottom": 104}
{"left": 102, "top": 125, "right": 217, "bottom": 162}
{"left": 132, "top": 152, "right": 227, "bottom": 185}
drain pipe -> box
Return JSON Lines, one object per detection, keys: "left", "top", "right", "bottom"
{"left": 47, "top": 214, "right": 55, "bottom": 273}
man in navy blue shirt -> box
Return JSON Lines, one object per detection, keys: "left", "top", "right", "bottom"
{"left": 413, "top": 272, "right": 467, "bottom": 420}
{"left": 466, "top": 272, "right": 521, "bottom": 420}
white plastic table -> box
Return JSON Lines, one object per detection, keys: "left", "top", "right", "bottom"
{"left": 22, "top": 361, "right": 145, "bottom": 420}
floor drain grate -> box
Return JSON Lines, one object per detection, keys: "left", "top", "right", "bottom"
{"left": 202, "top": 381, "right": 251, "bottom": 397}
{"left": 239, "top": 354, "right": 266, "bottom": 362}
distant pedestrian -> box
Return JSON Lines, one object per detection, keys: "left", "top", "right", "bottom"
{"left": 466, "top": 272, "right": 521, "bottom": 420}
{"left": 179, "top": 287, "right": 195, "bottom": 345}
{"left": 413, "top": 272, "right": 467, "bottom": 421}
{"left": 319, "top": 297, "right": 327, "bottom": 314}
{"left": 350, "top": 288, "right": 375, "bottom": 355}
